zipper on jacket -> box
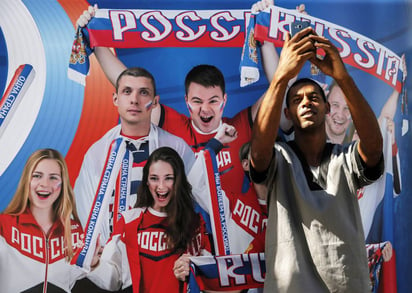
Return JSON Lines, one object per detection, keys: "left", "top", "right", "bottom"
{"left": 43, "top": 235, "right": 50, "bottom": 293}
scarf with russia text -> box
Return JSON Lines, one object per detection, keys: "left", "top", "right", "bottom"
{"left": 240, "top": 5, "right": 405, "bottom": 91}
{"left": 68, "top": 5, "right": 405, "bottom": 92}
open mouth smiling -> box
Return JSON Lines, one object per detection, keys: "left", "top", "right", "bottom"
{"left": 332, "top": 118, "right": 346, "bottom": 125}
{"left": 156, "top": 191, "right": 169, "bottom": 200}
{"left": 200, "top": 115, "right": 213, "bottom": 123}
{"left": 301, "top": 109, "right": 316, "bottom": 118}
{"left": 36, "top": 191, "right": 52, "bottom": 199}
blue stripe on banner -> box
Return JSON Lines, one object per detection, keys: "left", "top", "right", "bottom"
{"left": 91, "top": 1, "right": 254, "bottom": 10}
{"left": 76, "top": 138, "right": 123, "bottom": 267}
{"left": 0, "top": 27, "right": 7, "bottom": 93}
{"left": 118, "top": 149, "right": 129, "bottom": 215}
{"left": 188, "top": 263, "right": 202, "bottom": 293}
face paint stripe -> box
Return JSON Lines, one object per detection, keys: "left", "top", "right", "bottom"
{"left": 187, "top": 102, "right": 193, "bottom": 113}
{"left": 219, "top": 101, "right": 225, "bottom": 112}
{"left": 145, "top": 100, "right": 153, "bottom": 110}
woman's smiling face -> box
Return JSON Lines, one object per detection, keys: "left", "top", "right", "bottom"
{"left": 147, "top": 160, "right": 175, "bottom": 212}
{"left": 29, "top": 158, "right": 62, "bottom": 213}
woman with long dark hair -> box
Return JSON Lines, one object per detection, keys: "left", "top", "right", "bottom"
{"left": 89, "top": 147, "right": 211, "bottom": 292}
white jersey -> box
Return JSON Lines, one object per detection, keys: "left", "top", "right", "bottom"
{"left": 0, "top": 211, "right": 85, "bottom": 292}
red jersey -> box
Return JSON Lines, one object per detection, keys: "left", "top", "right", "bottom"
{"left": 159, "top": 105, "right": 253, "bottom": 195}
{"left": 90, "top": 207, "right": 211, "bottom": 292}
{"left": 137, "top": 208, "right": 210, "bottom": 292}
{"left": 0, "top": 209, "right": 84, "bottom": 292}
{"left": 227, "top": 183, "right": 267, "bottom": 253}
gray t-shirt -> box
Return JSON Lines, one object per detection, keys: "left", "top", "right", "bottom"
{"left": 251, "top": 141, "right": 383, "bottom": 293}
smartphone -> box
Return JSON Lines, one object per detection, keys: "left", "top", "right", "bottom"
{"left": 289, "top": 20, "right": 311, "bottom": 37}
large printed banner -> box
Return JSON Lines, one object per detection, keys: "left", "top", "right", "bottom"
{"left": 241, "top": 6, "right": 406, "bottom": 92}
{"left": 0, "top": 0, "right": 411, "bottom": 292}
{"left": 69, "top": 6, "right": 405, "bottom": 93}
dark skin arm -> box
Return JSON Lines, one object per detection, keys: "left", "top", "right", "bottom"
{"left": 310, "top": 35, "right": 383, "bottom": 167}
{"left": 250, "top": 27, "right": 316, "bottom": 172}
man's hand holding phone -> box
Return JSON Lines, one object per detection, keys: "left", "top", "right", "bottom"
{"left": 289, "top": 20, "right": 311, "bottom": 37}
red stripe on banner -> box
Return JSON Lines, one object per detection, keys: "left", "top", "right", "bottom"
{"left": 133, "top": 160, "right": 147, "bottom": 167}
{"left": 254, "top": 23, "right": 283, "bottom": 47}
{"left": 342, "top": 57, "right": 403, "bottom": 93}
{"left": 88, "top": 29, "right": 245, "bottom": 48}
{"left": 0, "top": 65, "right": 24, "bottom": 107}
{"left": 203, "top": 150, "right": 226, "bottom": 256}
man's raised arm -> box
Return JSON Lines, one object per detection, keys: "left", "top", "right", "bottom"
{"left": 310, "top": 35, "right": 383, "bottom": 167}
{"left": 251, "top": 27, "right": 316, "bottom": 172}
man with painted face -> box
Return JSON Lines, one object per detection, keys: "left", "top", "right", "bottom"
{"left": 155, "top": 64, "right": 257, "bottom": 195}
{"left": 76, "top": 2, "right": 279, "bottom": 196}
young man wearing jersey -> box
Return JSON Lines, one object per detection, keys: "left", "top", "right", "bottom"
{"left": 250, "top": 26, "right": 384, "bottom": 292}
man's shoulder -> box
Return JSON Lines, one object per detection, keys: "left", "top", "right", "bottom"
{"left": 162, "top": 104, "right": 189, "bottom": 121}
{"left": 155, "top": 124, "right": 188, "bottom": 145}
{"left": 84, "top": 125, "right": 121, "bottom": 157}
{"left": 223, "top": 107, "right": 250, "bottom": 122}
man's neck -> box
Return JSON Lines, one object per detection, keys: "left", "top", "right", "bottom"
{"left": 191, "top": 120, "right": 223, "bottom": 135}
{"left": 294, "top": 130, "right": 327, "bottom": 167}
{"left": 120, "top": 121, "right": 151, "bottom": 137}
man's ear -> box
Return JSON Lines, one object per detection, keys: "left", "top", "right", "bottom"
{"left": 113, "top": 93, "right": 118, "bottom": 106}
{"left": 325, "top": 101, "right": 330, "bottom": 114}
{"left": 241, "top": 158, "right": 250, "bottom": 172}
{"left": 185, "top": 95, "right": 192, "bottom": 113}
{"left": 152, "top": 95, "right": 159, "bottom": 107}
{"left": 221, "top": 93, "right": 228, "bottom": 111}
{"left": 284, "top": 107, "right": 291, "bottom": 120}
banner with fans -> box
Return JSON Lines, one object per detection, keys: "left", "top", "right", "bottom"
{"left": 0, "top": 1, "right": 410, "bottom": 292}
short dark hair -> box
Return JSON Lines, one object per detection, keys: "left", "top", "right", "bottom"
{"left": 116, "top": 67, "right": 157, "bottom": 96}
{"left": 185, "top": 64, "right": 225, "bottom": 95}
{"left": 285, "top": 78, "right": 326, "bottom": 108}
{"left": 239, "top": 141, "right": 251, "bottom": 161}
